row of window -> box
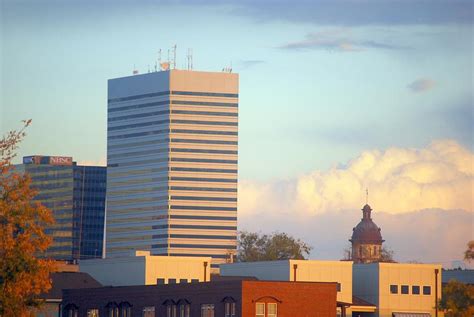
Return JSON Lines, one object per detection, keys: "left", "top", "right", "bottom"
{"left": 108, "top": 128, "right": 238, "bottom": 140}
{"left": 109, "top": 138, "right": 237, "bottom": 151}
{"left": 390, "top": 284, "right": 431, "bottom": 295}
{"left": 107, "top": 90, "right": 238, "bottom": 104}
{"left": 109, "top": 109, "right": 238, "bottom": 123}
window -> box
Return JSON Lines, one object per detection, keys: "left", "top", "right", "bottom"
{"left": 143, "top": 307, "right": 155, "bottom": 317}
{"left": 423, "top": 286, "right": 431, "bottom": 295}
{"left": 167, "top": 305, "right": 177, "bottom": 317}
{"left": 412, "top": 285, "right": 420, "bottom": 294}
{"left": 65, "top": 305, "right": 79, "bottom": 317}
{"left": 107, "top": 304, "right": 119, "bottom": 317}
{"left": 225, "top": 302, "right": 236, "bottom": 317}
{"left": 201, "top": 304, "right": 215, "bottom": 317}
{"left": 157, "top": 278, "right": 165, "bottom": 285}
{"left": 336, "top": 283, "right": 342, "bottom": 292}
{"left": 191, "top": 279, "right": 199, "bottom": 283}
{"left": 169, "top": 278, "right": 177, "bottom": 284}
{"left": 390, "top": 285, "right": 398, "bottom": 294}
{"left": 255, "top": 303, "right": 265, "bottom": 317}
{"left": 180, "top": 279, "right": 188, "bottom": 284}
{"left": 268, "top": 303, "right": 277, "bottom": 317}
{"left": 120, "top": 302, "right": 132, "bottom": 317}
{"left": 87, "top": 309, "right": 100, "bottom": 317}
{"left": 401, "top": 285, "right": 409, "bottom": 294}
{"left": 179, "top": 304, "right": 190, "bottom": 317}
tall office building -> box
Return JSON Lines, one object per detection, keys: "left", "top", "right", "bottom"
{"left": 106, "top": 70, "right": 238, "bottom": 267}
{"left": 15, "top": 155, "right": 106, "bottom": 261}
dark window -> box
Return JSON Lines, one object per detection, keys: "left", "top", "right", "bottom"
{"left": 171, "top": 158, "right": 237, "bottom": 164}
{"left": 337, "top": 283, "right": 342, "bottom": 292}
{"left": 171, "top": 196, "right": 237, "bottom": 202}
{"left": 157, "top": 278, "right": 165, "bottom": 285}
{"left": 180, "top": 279, "right": 188, "bottom": 283}
{"left": 172, "top": 110, "right": 238, "bottom": 117}
{"left": 170, "top": 167, "right": 237, "bottom": 174}
{"left": 423, "top": 286, "right": 431, "bottom": 295}
{"left": 225, "top": 302, "right": 236, "bottom": 317}
{"left": 171, "top": 90, "right": 238, "bottom": 98}
{"left": 191, "top": 279, "right": 199, "bottom": 283}
{"left": 390, "top": 285, "right": 398, "bottom": 294}
{"left": 108, "top": 91, "right": 170, "bottom": 103}
{"left": 201, "top": 304, "right": 215, "bottom": 317}
{"left": 168, "top": 278, "right": 177, "bottom": 284}
{"left": 171, "top": 129, "right": 237, "bottom": 136}
{"left": 171, "top": 100, "right": 237, "bottom": 107}
{"left": 401, "top": 285, "right": 409, "bottom": 294}
{"left": 412, "top": 285, "right": 420, "bottom": 294}
{"left": 171, "top": 119, "right": 237, "bottom": 126}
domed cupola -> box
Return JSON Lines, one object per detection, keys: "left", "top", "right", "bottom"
{"left": 349, "top": 204, "right": 384, "bottom": 263}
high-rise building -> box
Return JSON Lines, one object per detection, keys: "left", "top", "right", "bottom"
{"left": 15, "top": 155, "right": 106, "bottom": 261}
{"left": 106, "top": 70, "right": 238, "bottom": 268}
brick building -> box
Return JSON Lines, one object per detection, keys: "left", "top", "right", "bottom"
{"left": 62, "top": 280, "right": 337, "bottom": 317}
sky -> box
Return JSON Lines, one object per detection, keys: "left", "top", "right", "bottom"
{"left": 1, "top": 0, "right": 473, "bottom": 267}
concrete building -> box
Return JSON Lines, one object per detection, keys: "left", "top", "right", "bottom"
{"left": 15, "top": 155, "right": 106, "bottom": 261}
{"left": 62, "top": 280, "right": 338, "bottom": 317}
{"left": 350, "top": 204, "right": 384, "bottom": 264}
{"left": 106, "top": 70, "right": 239, "bottom": 269}
{"left": 79, "top": 251, "right": 212, "bottom": 286}
{"left": 353, "top": 262, "right": 442, "bottom": 317}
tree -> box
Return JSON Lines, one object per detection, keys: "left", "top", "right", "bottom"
{"left": 237, "top": 231, "right": 312, "bottom": 262}
{"left": 464, "top": 241, "right": 474, "bottom": 262}
{"left": 438, "top": 280, "right": 474, "bottom": 317}
{"left": 0, "top": 121, "right": 56, "bottom": 316}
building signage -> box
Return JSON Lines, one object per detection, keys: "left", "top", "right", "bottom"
{"left": 49, "top": 156, "right": 73, "bottom": 166}
{"left": 23, "top": 156, "right": 35, "bottom": 164}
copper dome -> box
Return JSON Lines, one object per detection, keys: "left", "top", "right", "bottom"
{"left": 349, "top": 204, "right": 384, "bottom": 244}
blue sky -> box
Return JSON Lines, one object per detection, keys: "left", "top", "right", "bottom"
{"left": 1, "top": 0, "right": 473, "bottom": 265}
{"left": 2, "top": 0, "right": 472, "bottom": 180}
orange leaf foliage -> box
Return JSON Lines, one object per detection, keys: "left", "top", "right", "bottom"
{"left": 0, "top": 121, "right": 56, "bottom": 316}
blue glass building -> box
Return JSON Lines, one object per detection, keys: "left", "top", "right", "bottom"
{"left": 16, "top": 156, "right": 106, "bottom": 261}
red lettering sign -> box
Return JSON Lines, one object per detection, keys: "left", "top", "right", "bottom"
{"left": 49, "top": 156, "right": 73, "bottom": 165}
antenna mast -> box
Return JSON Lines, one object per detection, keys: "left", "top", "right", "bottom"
{"left": 187, "top": 48, "right": 193, "bottom": 70}
{"left": 172, "top": 44, "right": 177, "bottom": 69}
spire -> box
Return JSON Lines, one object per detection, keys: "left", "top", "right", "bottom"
{"left": 362, "top": 204, "right": 372, "bottom": 220}
{"left": 366, "top": 188, "right": 369, "bottom": 205}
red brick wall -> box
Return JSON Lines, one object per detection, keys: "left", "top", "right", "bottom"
{"left": 242, "top": 281, "right": 337, "bottom": 317}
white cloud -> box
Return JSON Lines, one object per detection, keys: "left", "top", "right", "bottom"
{"left": 239, "top": 139, "right": 474, "bottom": 216}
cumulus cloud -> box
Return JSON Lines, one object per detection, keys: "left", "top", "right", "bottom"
{"left": 239, "top": 139, "right": 474, "bottom": 216}
{"left": 279, "top": 31, "right": 409, "bottom": 52}
{"left": 408, "top": 78, "right": 437, "bottom": 93}
{"left": 238, "top": 208, "right": 474, "bottom": 268}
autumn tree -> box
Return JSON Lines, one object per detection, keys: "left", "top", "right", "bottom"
{"left": 438, "top": 280, "right": 474, "bottom": 317}
{"left": 464, "top": 241, "right": 474, "bottom": 262}
{"left": 237, "top": 231, "right": 312, "bottom": 262}
{"left": 0, "top": 121, "right": 56, "bottom": 316}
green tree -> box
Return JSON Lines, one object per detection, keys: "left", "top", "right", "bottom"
{"left": 0, "top": 121, "right": 56, "bottom": 316}
{"left": 438, "top": 280, "right": 474, "bottom": 317}
{"left": 237, "top": 231, "right": 312, "bottom": 262}
{"left": 464, "top": 241, "right": 474, "bottom": 262}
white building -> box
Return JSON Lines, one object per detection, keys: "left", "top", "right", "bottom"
{"left": 106, "top": 69, "right": 239, "bottom": 269}
{"left": 80, "top": 251, "right": 212, "bottom": 286}
{"left": 353, "top": 262, "right": 442, "bottom": 317}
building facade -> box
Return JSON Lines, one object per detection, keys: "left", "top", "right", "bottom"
{"left": 15, "top": 155, "right": 106, "bottom": 261}
{"left": 353, "top": 263, "right": 442, "bottom": 317}
{"left": 80, "top": 251, "right": 212, "bottom": 286}
{"left": 62, "top": 280, "right": 337, "bottom": 317}
{"left": 350, "top": 204, "right": 384, "bottom": 264}
{"left": 106, "top": 70, "right": 239, "bottom": 268}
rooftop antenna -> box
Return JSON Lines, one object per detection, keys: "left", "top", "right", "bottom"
{"left": 172, "top": 44, "right": 177, "bottom": 69}
{"left": 187, "top": 48, "right": 193, "bottom": 70}
{"left": 147, "top": 64, "right": 151, "bottom": 73}
{"left": 157, "top": 49, "right": 162, "bottom": 71}
{"left": 132, "top": 64, "right": 138, "bottom": 75}
{"left": 366, "top": 188, "right": 369, "bottom": 205}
